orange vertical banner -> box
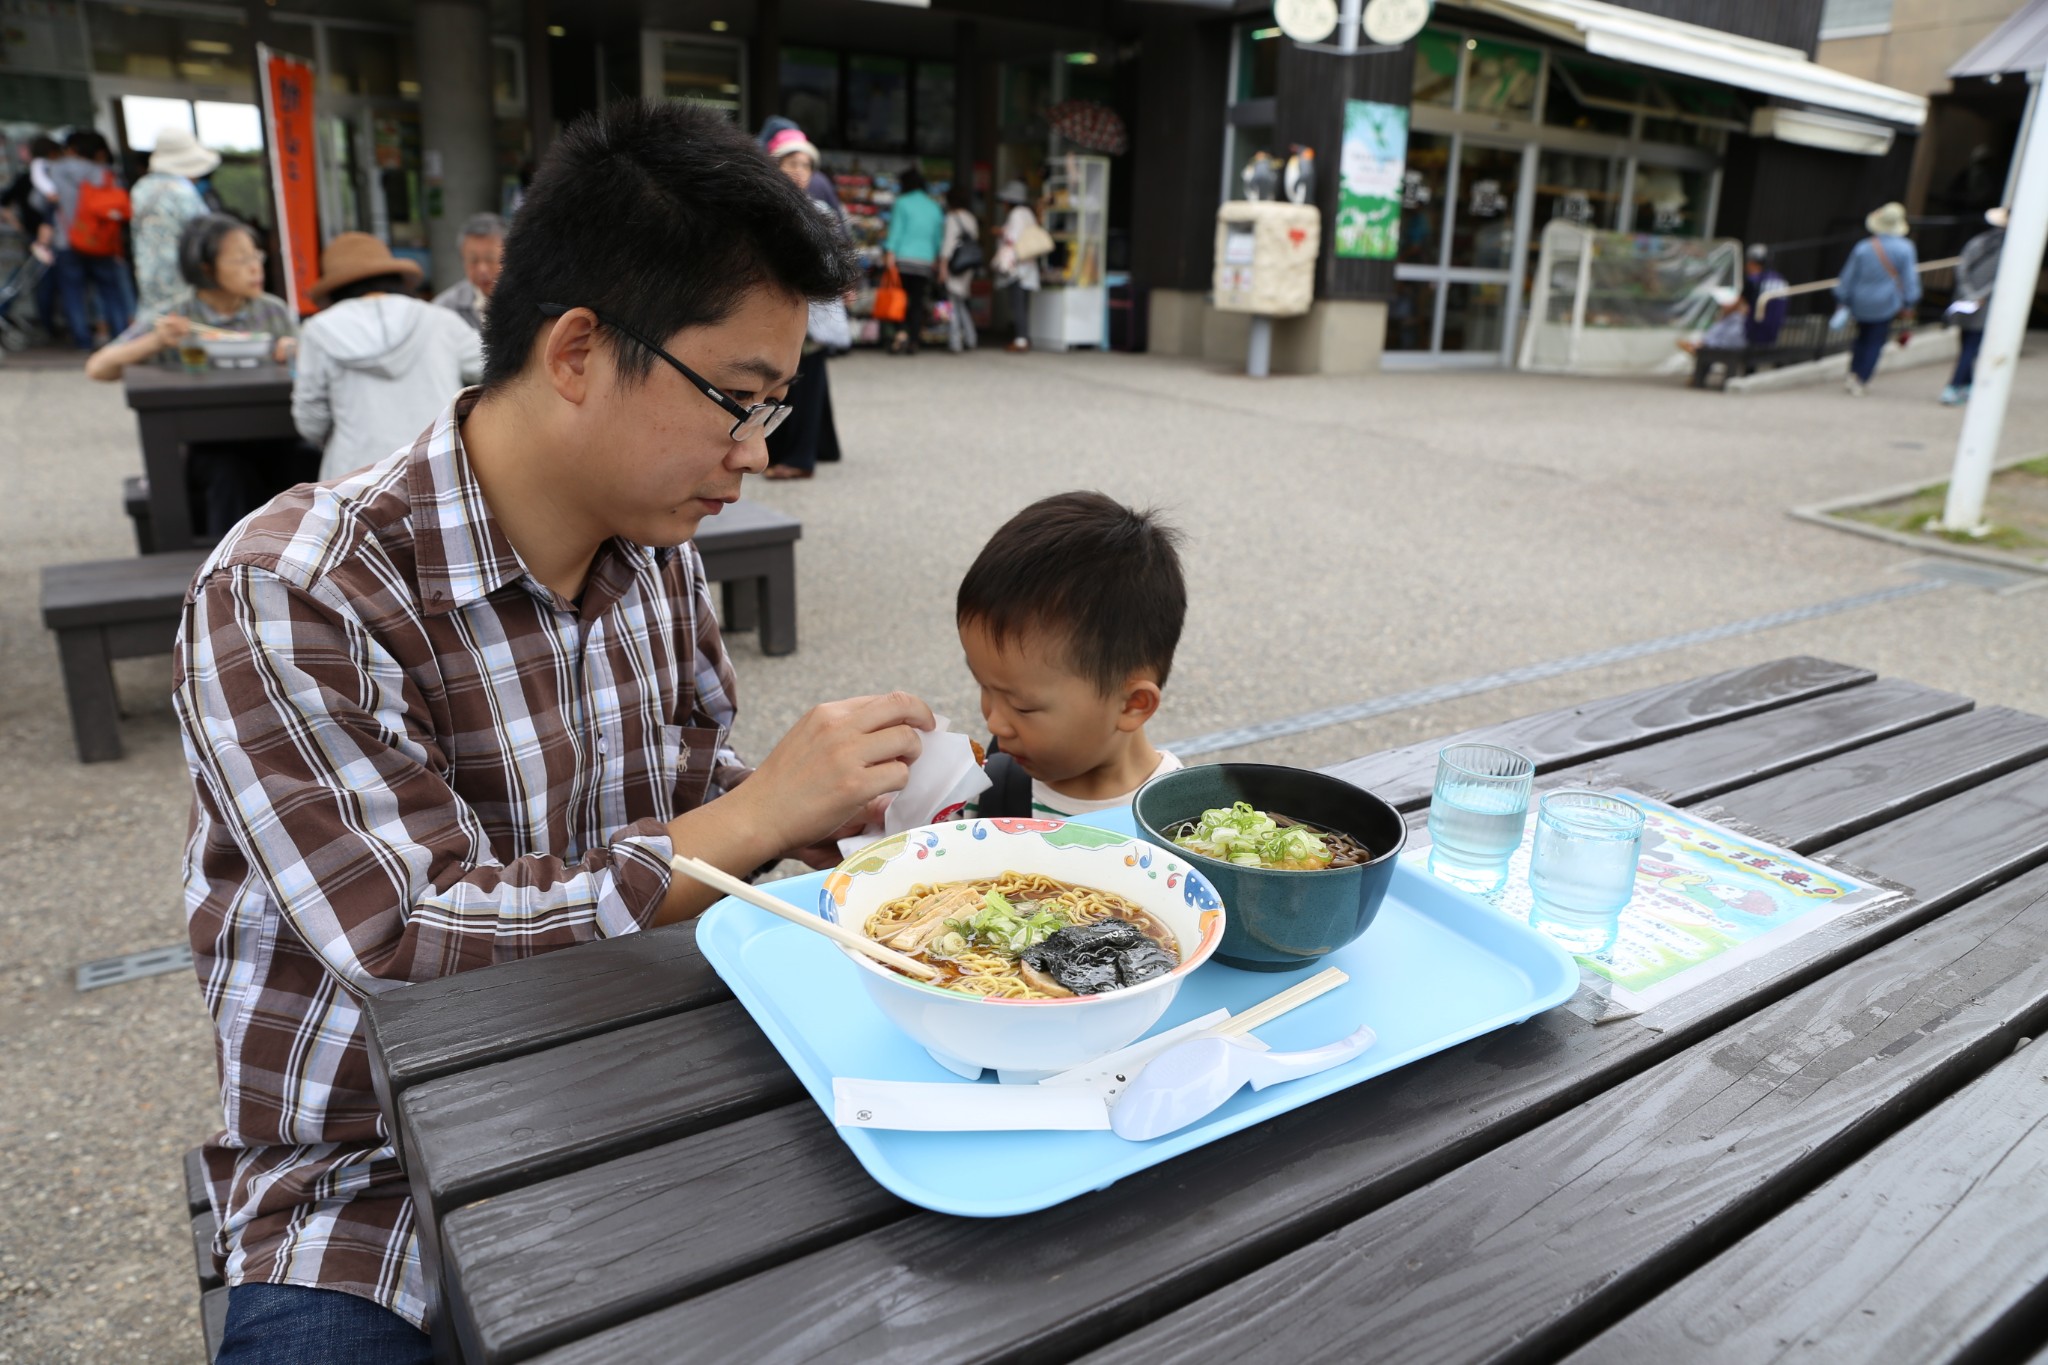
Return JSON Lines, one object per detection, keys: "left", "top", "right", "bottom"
{"left": 258, "top": 44, "right": 320, "bottom": 316}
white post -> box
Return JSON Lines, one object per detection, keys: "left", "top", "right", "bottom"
{"left": 1247, "top": 315, "right": 1274, "bottom": 377}
{"left": 1940, "top": 69, "right": 2048, "bottom": 532}
{"left": 1339, "top": 0, "right": 1363, "bottom": 54}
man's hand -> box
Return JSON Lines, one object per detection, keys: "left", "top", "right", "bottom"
{"left": 787, "top": 794, "right": 893, "bottom": 870}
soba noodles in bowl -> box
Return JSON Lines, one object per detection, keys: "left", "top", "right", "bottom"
{"left": 1135, "top": 764, "right": 1407, "bottom": 972}
{"left": 821, "top": 820, "right": 1225, "bottom": 1077}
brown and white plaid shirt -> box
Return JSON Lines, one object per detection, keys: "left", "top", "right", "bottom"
{"left": 174, "top": 389, "right": 747, "bottom": 1329}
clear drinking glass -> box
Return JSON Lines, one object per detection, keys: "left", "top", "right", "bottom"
{"left": 1528, "top": 790, "right": 1645, "bottom": 955}
{"left": 1427, "top": 743, "right": 1536, "bottom": 893}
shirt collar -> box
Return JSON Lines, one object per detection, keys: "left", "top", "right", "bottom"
{"left": 409, "top": 387, "right": 531, "bottom": 615}
{"left": 407, "top": 387, "right": 673, "bottom": 618}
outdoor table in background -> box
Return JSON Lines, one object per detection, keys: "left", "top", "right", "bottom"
{"left": 366, "top": 656, "right": 2048, "bottom": 1365}
{"left": 121, "top": 363, "right": 296, "bottom": 553}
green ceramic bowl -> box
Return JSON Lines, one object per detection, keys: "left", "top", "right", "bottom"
{"left": 1134, "top": 763, "right": 1408, "bottom": 971}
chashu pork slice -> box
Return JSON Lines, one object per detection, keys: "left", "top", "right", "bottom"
{"left": 878, "top": 884, "right": 984, "bottom": 953}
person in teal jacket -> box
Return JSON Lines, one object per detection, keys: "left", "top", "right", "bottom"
{"left": 883, "top": 167, "right": 945, "bottom": 354}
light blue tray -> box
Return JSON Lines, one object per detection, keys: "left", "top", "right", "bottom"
{"left": 695, "top": 809, "right": 1579, "bottom": 1217}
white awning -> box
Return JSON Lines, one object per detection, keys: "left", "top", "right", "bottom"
{"left": 1457, "top": 0, "right": 1928, "bottom": 128}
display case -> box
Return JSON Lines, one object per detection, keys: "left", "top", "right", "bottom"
{"left": 1031, "top": 152, "right": 1109, "bottom": 350}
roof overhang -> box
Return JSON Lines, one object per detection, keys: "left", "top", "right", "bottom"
{"left": 1749, "top": 106, "right": 1895, "bottom": 157}
{"left": 1454, "top": 0, "right": 1927, "bottom": 129}
{"left": 1949, "top": 0, "right": 2048, "bottom": 79}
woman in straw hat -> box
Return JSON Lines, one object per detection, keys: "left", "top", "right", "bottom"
{"left": 129, "top": 128, "right": 219, "bottom": 316}
{"left": 1832, "top": 201, "right": 1920, "bottom": 396}
{"left": 294, "top": 231, "right": 482, "bottom": 481}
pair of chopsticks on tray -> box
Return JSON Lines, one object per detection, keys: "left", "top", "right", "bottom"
{"left": 670, "top": 856, "right": 1352, "bottom": 1028}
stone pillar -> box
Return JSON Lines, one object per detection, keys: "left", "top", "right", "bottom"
{"left": 415, "top": 0, "right": 497, "bottom": 292}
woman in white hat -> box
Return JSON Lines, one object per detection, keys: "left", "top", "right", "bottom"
{"left": 130, "top": 128, "right": 220, "bottom": 317}
{"left": 993, "top": 179, "right": 1043, "bottom": 352}
{"left": 1832, "top": 201, "right": 1920, "bottom": 396}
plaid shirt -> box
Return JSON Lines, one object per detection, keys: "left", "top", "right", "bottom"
{"left": 174, "top": 389, "right": 746, "bottom": 1329}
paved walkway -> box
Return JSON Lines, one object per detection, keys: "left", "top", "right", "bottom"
{"left": 3, "top": 342, "right": 2046, "bottom": 1361}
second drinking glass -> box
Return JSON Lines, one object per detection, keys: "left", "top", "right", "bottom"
{"left": 1427, "top": 743, "right": 1536, "bottom": 893}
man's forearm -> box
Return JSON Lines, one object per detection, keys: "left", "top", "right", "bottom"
{"left": 654, "top": 785, "right": 787, "bottom": 924}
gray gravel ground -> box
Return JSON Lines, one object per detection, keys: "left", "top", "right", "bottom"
{"left": 2, "top": 340, "right": 2045, "bottom": 1363}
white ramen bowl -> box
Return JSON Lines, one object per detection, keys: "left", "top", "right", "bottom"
{"left": 820, "top": 818, "right": 1226, "bottom": 1078}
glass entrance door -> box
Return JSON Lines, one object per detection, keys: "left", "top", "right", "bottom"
{"left": 1387, "top": 133, "right": 1531, "bottom": 363}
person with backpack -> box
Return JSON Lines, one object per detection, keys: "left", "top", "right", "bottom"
{"left": 1941, "top": 206, "right": 2007, "bottom": 406}
{"left": 49, "top": 129, "right": 134, "bottom": 348}
{"left": 1833, "top": 202, "right": 1920, "bottom": 397}
{"left": 939, "top": 184, "right": 981, "bottom": 354}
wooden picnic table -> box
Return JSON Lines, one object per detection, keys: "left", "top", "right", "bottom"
{"left": 364, "top": 656, "right": 2048, "bottom": 1364}
{"left": 122, "top": 362, "right": 297, "bottom": 553}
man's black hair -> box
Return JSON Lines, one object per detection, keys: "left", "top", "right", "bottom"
{"left": 481, "top": 99, "right": 859, "bottom": 392}
{"left": 178, "top": 214, "right": 256, "bottom": 289}
{"left": 957, "top": 492, "right": 1187, "bottom": 695}
{"left": 327, "top": 272, "right": 414, "bottom": 304}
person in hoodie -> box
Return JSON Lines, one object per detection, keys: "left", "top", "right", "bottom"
{"left": 295, "top": 232, "right": 483, "bottom": 481}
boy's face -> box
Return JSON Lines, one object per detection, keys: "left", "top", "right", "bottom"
{"left": 959, "top": 620, "right": 1153, "bottom": 785}
{"left": 553, "top": 283, "right": 806, "bottom": 547}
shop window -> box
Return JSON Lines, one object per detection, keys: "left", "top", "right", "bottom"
{"left": 120, "top": 95, "right": 195, "bottom": 152}
{"left": 916, "top": 62, "right": 955, "bottom": 158}
{"left": 1234, "top": 22, "right": 1279, "bottom": 104}
{"left": 1386, "top": 278, "right": 1437, "bottom": 352}
{"left": 847, "top": 55, "right": 909, "bottom": 149}
{"left": 194, "top": 102, "right": 262, "bottom": 153}
{"left": 1397, "top": 131, "right": 1451, "bottom": 267}
{"left": 1225, "top": 123, "right": 1276, "bottom": 204}
{"left": 651, "top": 37, "right": 744, "bottom": 120}
{"left": 1820, "top": 0, "right": 1893, "bottom": 38}
{"left": 782, "top": 47, "right": 841, "bottom": 145}
{"left": 1464, "top": 39, "right": 1539, "bottom": 121}
{"left": 1412, "top": 29, "right": 1459, "bottom": 108}
{"left": 1441, "top": 280, "right": 1508, "bottom": 353}
{"left": 1534, "top": 150, "right": 1620, "bottom": 231}
{"left": 91, "top": 9, "right": 250, "bottom": 85}
{"left": 1631, "top": 163, "right": 1709, "bottom": 236}
{"left": 1449, "top": 141, "right": 1521, "bottom": 271}
{"left": 1543, "top": 59, "right": 1634, "bottom": 137}
{"left": 492, "top": 38, "right": 525, "bottom": 117}
{"left": 326, "top": 28, "right": 416, "bottom": 100}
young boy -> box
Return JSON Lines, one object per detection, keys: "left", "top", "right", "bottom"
{"left": 958, "top": 491, "right": 1187, "bottom": 817}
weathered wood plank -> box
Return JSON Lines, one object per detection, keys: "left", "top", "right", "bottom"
{"left": 1076, "top": 872, "right": 2048, "bottom": 1365}
{"left": 440, "top": 1104, "right": 908, "bottom": 1364}
{"left": 1566, "top": 1038, "right": 2048, "bottom": 1365}
{"left": 1323, "top": 657, "right": 1875, "bottom": 809}
{"left": 513, "top": 746, "right": 2048, "bottom": 1364}
{"left": 1702, "top": 708, "right": 2048, "bottom": 852}
{"left": 398, "top": 1000, "right": 797, "bottom": 1220}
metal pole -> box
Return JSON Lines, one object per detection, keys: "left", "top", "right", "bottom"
{"left": 1939, "top": 69, "right": 2048, "bottom": 532}
{"left": 1339, "top": 0, "right": 1363, "bottom": 54}
{"left": 1247, "top": 315, "right": 1274, "bottom": 376}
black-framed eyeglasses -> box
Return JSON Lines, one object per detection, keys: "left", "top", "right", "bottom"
{"left": 539, "top": 303, "right": 795, "bottom": 441}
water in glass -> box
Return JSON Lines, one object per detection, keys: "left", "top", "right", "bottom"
{"left": 1428, "top": 782, "right": 1528, "bottom": 892}
{"left": 1529, "top": 792, "right": 1643, "bottom": 955}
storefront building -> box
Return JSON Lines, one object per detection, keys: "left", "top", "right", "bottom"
{"left": 3, "top": 0, "right": 1925, "bottom": 367}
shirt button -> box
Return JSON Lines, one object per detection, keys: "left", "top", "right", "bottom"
{"left": 597, "top": 736, "right": 608, "bottom": 756}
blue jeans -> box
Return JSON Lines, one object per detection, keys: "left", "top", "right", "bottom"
{"left": 215, "top": 1284, "right": 432, "bottom": 1365}
{"left": 1950, "top": 328, "right": 1984, "bottom": 389}
{"left": 1849, "top": 321, "right": 1890, "bottom": 383}
{"left": 54, "top": 248, "right": 133, "bottom": 348}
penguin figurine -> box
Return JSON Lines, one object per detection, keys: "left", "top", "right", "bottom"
{"left": 1284, "top": 145, "right": 1316, "bottom": 205}
{"left": 1241, "top": 150, "right": 1279, "bottom": 202}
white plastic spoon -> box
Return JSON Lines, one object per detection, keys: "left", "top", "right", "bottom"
{"left": 1108, "top": 1024, "right": 1378, "bottom": 1142}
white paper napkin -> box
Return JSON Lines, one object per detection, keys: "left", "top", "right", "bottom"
{"left": 837, "top": 714, "right": 992, "bottom": 859}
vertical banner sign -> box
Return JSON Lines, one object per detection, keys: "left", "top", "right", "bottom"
{"left": 258, "top": 44, "right": 320, "bottom": 316}
{"left": 1336, "top": 99, "right": 1409, "bottom": 260}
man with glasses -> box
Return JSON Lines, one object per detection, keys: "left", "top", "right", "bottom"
{"left": 178, "top": 100, "right": 933, "bottom": 1362}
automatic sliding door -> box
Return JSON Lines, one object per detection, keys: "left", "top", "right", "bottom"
{"left": 1389, "top": 132, "right": 1526, "bottom": 361}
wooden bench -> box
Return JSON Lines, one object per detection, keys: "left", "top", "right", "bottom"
{"left": 693, "top": 499, "right": 801, "bottom": 656}
{"left": 39, "top": 550, "right": 207, "bottom": 763}
{"left": 123, "top": 474, "right": 156, "bottom": 554}
{"left": 183, "top": 1146, "right": 227, "bottom": 1361}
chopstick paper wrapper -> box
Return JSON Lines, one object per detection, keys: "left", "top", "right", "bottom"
{"left": 838, "top": 715, "right": 992, "bottom": 860}
{"left": 835, "top": 1079, "right": 1110, "bottom": 1132}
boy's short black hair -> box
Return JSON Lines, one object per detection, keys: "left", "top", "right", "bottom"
{"left": 957, "top": 492, "right": 1187, "bottom": 694}
{"left": 481, "top": 99, "right": 859, "bottom": 392}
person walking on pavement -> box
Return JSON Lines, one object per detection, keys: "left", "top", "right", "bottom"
{"left": 129, "top": 129, "right": 217, "bottom": 316}
{"left": 295, "top": 232, "right": 482, "bottom": 481}
{"left": 1834, "top": 201, "right": 1920, "bottom": 397}
{"left": 48, "top": 129, "right": 134, "bottom": 348}
{"left": 939, "top": 183, "right": 980, "bottom": 354}
{"left": 1941, "top": 206, "right": 2006, "bottom": 406}
{"left": 432, "top": 212, "right": 505, "bottom": 331}
{"left": 994, "top": 180, "right": 1043, "bottom": 352}
{"left": 763, "top": 127, "right": 847, "bottom": 479}
{"left": 882, "top": 166, "right": 943, "bottom": 355}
